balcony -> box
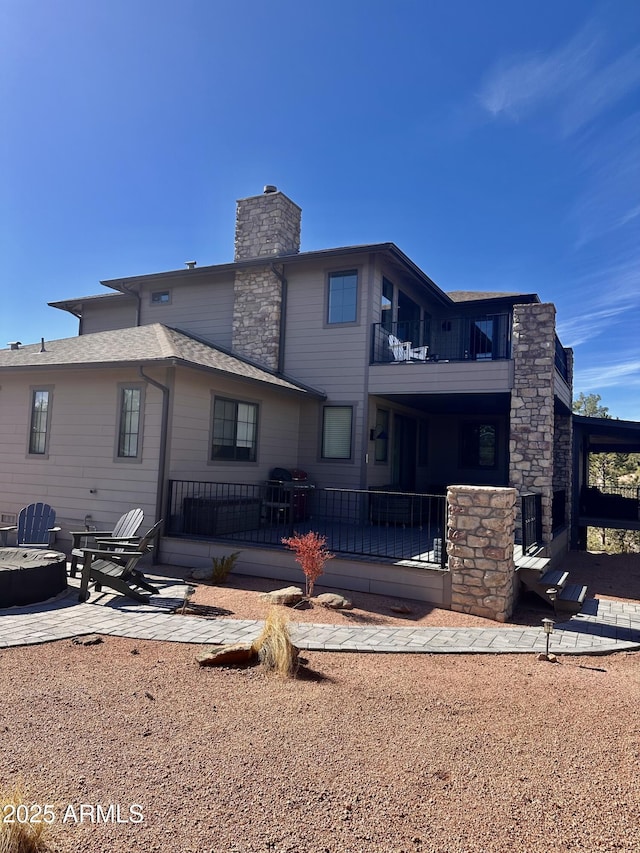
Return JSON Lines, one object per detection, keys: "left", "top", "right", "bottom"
{"left": 369, "top": 317, "right": 514, "bottom": 396}
{"left": 371, "top": 316, "right": 512, "bottom": 365}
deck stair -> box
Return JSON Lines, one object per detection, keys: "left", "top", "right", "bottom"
{"left": 516, "top": 551, "right": 588, "bottom": 617}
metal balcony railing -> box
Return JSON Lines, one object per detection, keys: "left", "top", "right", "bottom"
{"left": 166, "top": 480, "right": 448, "bottom": 568}
{"left": 371, "top": 315, "right": 512, "bottom": 364}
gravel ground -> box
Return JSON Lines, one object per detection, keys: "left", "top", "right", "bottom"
{"left": 1, "top": 552, "right": 639, "bottom": 853}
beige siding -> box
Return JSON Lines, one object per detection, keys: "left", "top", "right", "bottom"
{"left": 82, "top": 300, "right": 137, "bottom": 334}
{"left": 554, "top": 369, "right": 572, "bottom": 410}
{"left": 282, "top": 257, "right": 373, "bottom": 488}
{"left": 138, "top": 274, "right": 235, "bottom": 347}
{"left": 0, "top": 368, "right": 164, "bottom": 542}
{"left": 160, "top": 538, "right": 449, "bottom": 606}
{"left": 168, "top": 367, "right": 303, "bottom": 483}
{"left": 368, "top": 359, "right": 514, "bottom": 396}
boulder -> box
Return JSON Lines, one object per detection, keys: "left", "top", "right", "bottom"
{"left": 190, "top": 567, "right": 212, "bottom": 581}
{"left": 314, "top": 592, "right": 353, "bottom": 610}
{"left": 196, "top": 643, "right": 257, "bottom": 667}
{"left": 259, "top": 586, "right": 305, "bottom": 606}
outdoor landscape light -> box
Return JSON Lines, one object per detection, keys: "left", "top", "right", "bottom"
{"left": 542, "top": 617, "right": 554, "bottom": 658}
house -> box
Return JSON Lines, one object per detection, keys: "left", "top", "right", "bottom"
{"left": 0, "top": 186, "right": 580, "bottom": 603}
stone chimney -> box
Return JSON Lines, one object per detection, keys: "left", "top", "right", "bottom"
{"left": 234, "top": 186, "right": 301, "bottom": 261}
{"left": 232, "top": 187, "right": 301, "bottom": 370}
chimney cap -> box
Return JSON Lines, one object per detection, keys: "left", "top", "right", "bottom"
{"left": 263, "top": 185, "right": 277, "bottom": 194}
{"left": 185, "top": 260, "right": 197, "bottom": 269}
{"left": 8, "top": 341, "right": 22, "bottom": 350}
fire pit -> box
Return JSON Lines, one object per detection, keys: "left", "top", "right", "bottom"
{"left": 0, "top": 548, "right": 68, "bottom": 607}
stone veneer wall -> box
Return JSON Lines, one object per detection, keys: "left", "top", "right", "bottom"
{"left": 234, "top": 190, "right": 301, "bottom": 262}
{"left": 232, "top": 266, "right": 283, "bottom": 370}
{"left": 509, "top": 303, "right": 556, "bottom": 548}
{"left": 448, "top": 485, "right": 518, "bottom": 622}
{"left": 554, "top": 410, "right": 572, "bottom": 529}
{"left": 232, "top": 189, "right": 302, "bottom": 370}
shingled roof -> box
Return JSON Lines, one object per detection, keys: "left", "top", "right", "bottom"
{"left": 0, "top": 324, "right": 322, "bottom": 398}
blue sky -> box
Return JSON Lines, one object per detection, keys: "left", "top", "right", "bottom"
{"left": 1, "top": 0, "right": 639, "bottom": 419}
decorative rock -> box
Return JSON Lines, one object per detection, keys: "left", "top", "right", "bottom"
{"left": 190, "top": 567, "right": 212, "bottom": 580}
{"left": 389, "top": 603, "right": 413, "bottom": 615}
{"left": 259, "top": 586, "right": 305, "bottom": 606}
{"left": 72, "top": 635, "right": 103, "bottom": 646}
{"left": 314, "top": 593, "right": 353, "bottom": 610}
{"left": 196, "top": 643, "right": 257, "bottom": 667}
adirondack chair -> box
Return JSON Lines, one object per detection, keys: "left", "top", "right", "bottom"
{"left": 0, "top": 502, "right": 61, "bottom": 548}
{"left": 388, "top": 334, "right": 429, "bottom": 362}
{"left": 77, "top": 520, "right": 163, "bottom": 603}
{"left": 69, "top": 508, "right": 144, "bottom": 577}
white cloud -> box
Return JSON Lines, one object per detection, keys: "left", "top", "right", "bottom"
{"left": 558, "top": 305, "right": 634, "bottom": 347}
{"left": 556, "top": 253, "right": 640, "bottom": 346}
{"left": 570, "top": 113, "right": 640, "bottom": 246}
{"left": 574, "top": 358, "right": 640, "bottom": 390}
{"left": 477, "top": 27, "right": 596, "bottom": 123}
{"left": 477, "top": 23, "right": 640, "bottom": 136}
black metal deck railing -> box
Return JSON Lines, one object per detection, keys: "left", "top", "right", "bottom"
{"left": 521, "top": 492, "right": 543, "bottom": 554}
{"left": 166, "top": 480, "right": 448, "bottom": 568}
{"left": 371, "top": 315, "right": 511, "bottom": 364}
{"left": 554, "top": 335, "right": 569, "bottom": 382}
{"left": 580, "top": 484, "right": 640, "bottom": 522}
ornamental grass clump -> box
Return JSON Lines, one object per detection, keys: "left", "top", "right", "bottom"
{"left": 252, "top": 607, "right": 298, "bottom": 678}
{"left": 282, "top": 531, "right": 334, "bottom": 598}
{"left": 0, "top": 785, "right": 50, "bottom": 853}
{"left": 210, "top": 551, "right": 240, "bottom": 584}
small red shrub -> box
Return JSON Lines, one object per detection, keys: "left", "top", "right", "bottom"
{"left": 282, "top": 531, "right": 334, "bottom": 598}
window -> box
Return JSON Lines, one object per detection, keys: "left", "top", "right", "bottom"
{"left": 211, "top": 397, "right": 258, "bottom": 462}
{"left": 322, "top": 406, "right": 353, "bottom": 459}
{"left": 327, "top": 271, "right": 358, "bottom": 324}
{"left": 373, "top": 408, "right": 389, "bottom": 463}
{"left": 460, "top": 421, "right": 498, "bottom": 469}
{"left": 117, "top": 385, "right": 144, "bottom": 459}
{"left": 151, "top": 290, "right": 171, "bottom": 305}
{"left": 28, "top": 388, "right": 52, "bottom": 455}
{"left": 381, "top": 277, "right": 393, "bottom": 331}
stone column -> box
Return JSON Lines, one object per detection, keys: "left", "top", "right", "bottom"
{"left": 509, "top": 303, "right": 556, "bottom": 547}
{"left": 448, "top": 485, "right": 518, "bottom": 622}
{"left": 232, "top": 187, "right": 301, "bottom": 371}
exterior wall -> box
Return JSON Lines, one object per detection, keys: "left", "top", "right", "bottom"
{"left": 232, "top": 266, "right": 283, "bottom": 369}
{"left": 160, "top": 538, "right": 450, "bottom": 606}
{"left": 282, "top": 257, "right": 374, "bottom": 489}
{"left": 0, "top": 367, "right": 164, "bottom": 545}
{"left": 81, "top": 298, "right": 137, "bottom": 334}
{"left": 553, "top": 410, "right": 572, "bottom": 530}
{"left": 168, "top": 366, "right": 303, "bottom": 483}
{"left": 448, "top": 485, "right": 518, "bottom": 621}
{"left": 509, "top": 303, "right": 556, "bottom": 547}
{"left": 138, "top": 275, "right": 235, "bottom": 348}
{"left": 368, "top": 360, "right": 514, "bottom": 396}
